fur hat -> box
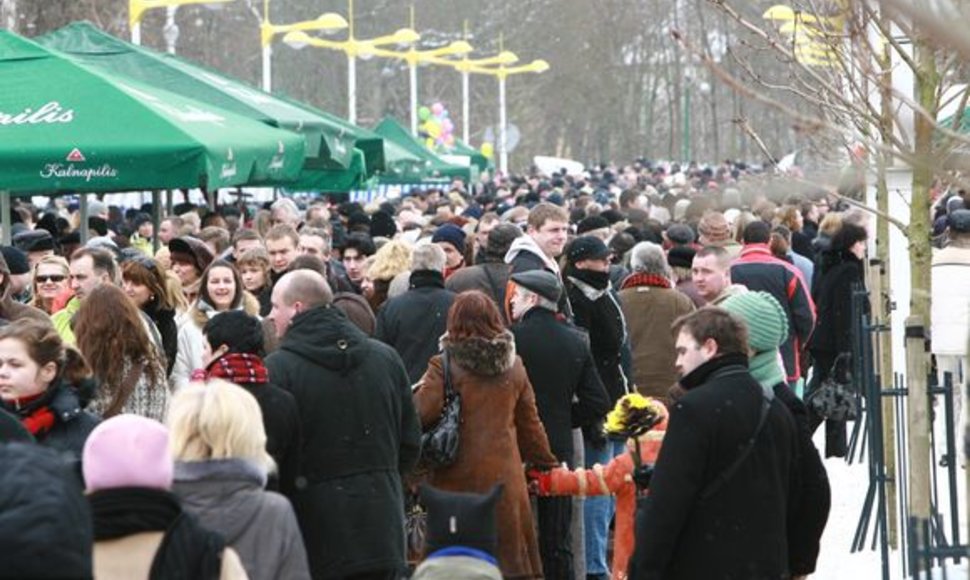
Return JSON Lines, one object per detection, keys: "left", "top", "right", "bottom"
{"left": 698, "top": 211, "right": 731, "bottom": 243}
{"left": 666, "top": 245, "right": 696, "bottom": 269}
{"left": 720, "top": 291, "right": 789, "bottom": 353}
{"left": 82, "top": 415, "right": 173, "bottom": 492}
{"left": 169, "top": 236, "right": 214, "bottom": 275}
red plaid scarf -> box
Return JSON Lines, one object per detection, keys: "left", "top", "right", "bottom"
{"left": 9, "top": 392, "right": 56, "bottom": 436}
{"left": 620, "top": 272, "right": 672, "bottom": 290}
{"left": 201, "top": 353, "right": 269, "bottom": 385}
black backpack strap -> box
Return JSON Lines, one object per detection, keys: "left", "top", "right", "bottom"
{"left": 699, "top": 395, "right": 772, "bottom": 501}
{"left": 441, "top": 350, "right": 454, "bottom": 401}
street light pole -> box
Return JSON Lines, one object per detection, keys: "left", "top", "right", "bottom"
{"left": 462, "top": 70, "right": 470, "bottom": 143}
{"left": 348, "top": 52, "right": 357, "bottom": 124}
{"left": 498, "top": 74, "right": 508, "bottom": 175}
{"left": 409, "top": 61, "right": 418, "bottom": 134}
{"left": 163, "top": 5, "right": 178, "bottom": 54}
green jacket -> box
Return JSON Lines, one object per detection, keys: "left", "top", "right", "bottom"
{"left": 51, "top": 297, "right": 81, "bottom": 346}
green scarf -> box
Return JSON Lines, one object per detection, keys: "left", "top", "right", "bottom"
{"left": 748, "top": 350, "right": 786, "bottom": 390}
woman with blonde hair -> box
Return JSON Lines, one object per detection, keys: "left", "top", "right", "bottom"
{"left": 363, "top": 239, "right": 412, "bottom": 311}
{"left": 169, "top": 379, "right": 310, "bottom": 580}
{"left": 74, "top": 284, "right": 169, "bottom": 422}
{"left": 29, "top": 255, "right": 71, "bottom": 315}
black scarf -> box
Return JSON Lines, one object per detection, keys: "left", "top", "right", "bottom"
{"left": 679, "top": 352, "right": 750, "bottom": 392}
{"left": 569, "top": 268, "right": 611, "bottom": 290}
{"left": 89, "top": 487, "right": 225, "bottom": 580}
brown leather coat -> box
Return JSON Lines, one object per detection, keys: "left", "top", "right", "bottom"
{"left": 414, "top": 331, "right": 558, "bottom": 579}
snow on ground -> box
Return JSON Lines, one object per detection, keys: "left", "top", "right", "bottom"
{"left": 811, "top": 407, "right": 969, "bottom": 579}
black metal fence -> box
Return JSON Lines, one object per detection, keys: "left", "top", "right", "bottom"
{"left": 845, "top": 284, "right": 967, "bottom": 578}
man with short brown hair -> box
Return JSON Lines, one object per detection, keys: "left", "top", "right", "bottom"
{"left": 630, "top": 306, "right": 800, "bottom": 580}
{"left": 505, "top": 202, "right": 572, "bottom": 316}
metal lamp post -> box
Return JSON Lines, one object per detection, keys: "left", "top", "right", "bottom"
{"left": 129, "top": 0, "right": 234, "bottom": 53}
{"left": 283, "top": 0, "right": 419, "bottom": 124}
{"left": 465, "top": 59, "right": 549, "bottom": 174}
{"left": 257, "top": 1, "right": 347, "bottom": 92}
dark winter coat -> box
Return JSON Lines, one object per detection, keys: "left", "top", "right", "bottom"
{"left": 566, "top": 273, "right": 628, "bottom": 404}
{"left": 774, "top": 382, "right": 831, "bottom": 575}
{"left": 731, "top": 244, "right": 816, "bottom": 382}
{"left": 445, "top": 261, "right": 512, "bottom": 324}
{"left": 413, "top": 331, "right": 558, "bottom": 579}
{"left": 809, "top": 250, "right": 866, "bottom": 357}
{"left": 173, "top": 459, "right": 311, "bottom": 580}
{"left": 2, "top": 379, "right": 100, "bottom": 462}
{"left": 375, "top": 270, "right": 455, "bottom": 384}
{"left": 0, "top": 442, "right": 94, "bottom": 579}
{"left": 511, "top": 307, "right": 611, "bottom": 462}
{"left": 235, "top": 380, "right": 302, "bottom": 498}
{"left": 629, "top": 353, "right": 800, "bottom": 580}
{"left": 145, "top": 303, "right": 178, "bottom": 376}
{"left": 265, "top": 305, "right": 422, "bottom": 580}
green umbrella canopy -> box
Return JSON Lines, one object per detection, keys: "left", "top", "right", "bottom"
{"left": 449, "top": 138, "right": 492, "bottom": 172}
{"left": 0, "top": 30, "right": 305, "bottom": 194}
{"left": 276, "top": 95, "right": 386, "bottom": 177}
{"left": 37, "top": 21, "right": 356, "bottom": 170}
{"left": 374, "top": 116, "right": 470, "bottom": 183}
{"left": 287, "top": 147, "right": 367, "bottom": 192}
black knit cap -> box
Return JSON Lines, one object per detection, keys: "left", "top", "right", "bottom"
{"left": 420, "top": 484, "right": 504, "bottom": 557}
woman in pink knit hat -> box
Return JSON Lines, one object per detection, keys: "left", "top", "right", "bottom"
{"left": 83, "top": 414, "right": 248, "bottom": 580}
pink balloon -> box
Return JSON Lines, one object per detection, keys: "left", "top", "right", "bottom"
{"left": 431, "top": 102, "right": 444, "bottom": 116}
{"left": 442, "top": 119, "right": 454, "bottom": 133}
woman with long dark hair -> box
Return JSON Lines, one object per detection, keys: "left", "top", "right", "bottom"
{"left": 75, "top": 284, "right": 169, "bottom": 422}
{"left": 413, "top": 291, "right": 557, "bottom": 579}
{"left": 121, "top": 256, "right": 180, "bottom": 376}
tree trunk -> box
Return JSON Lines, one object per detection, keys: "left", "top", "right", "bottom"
{"left": 874, "top": 7, "right": 898, "bottom": 549}
{"left": 1, "top": 0, "right": 16, "bottom": 32}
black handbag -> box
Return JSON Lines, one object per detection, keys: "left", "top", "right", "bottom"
{"left": 420, "top": 351, "right": 461, "bottom": 466}
{"left": 806, "top": 352, "right": 858, "bottom": 421}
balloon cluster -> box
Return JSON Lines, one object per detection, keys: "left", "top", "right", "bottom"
{"left": 418, "top": 102, "right": 455, "bottom": 152}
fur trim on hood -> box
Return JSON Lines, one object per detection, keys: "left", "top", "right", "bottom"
{"left": 441, "top": 330, "right": 516, "bottom": 377}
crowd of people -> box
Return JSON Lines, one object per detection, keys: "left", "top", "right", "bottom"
{"left": 0, "top": 159, "right": 968, "bottom": 580}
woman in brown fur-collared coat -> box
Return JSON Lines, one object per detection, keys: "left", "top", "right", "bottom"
{"left": 413, "top": 291, "right": 558, "bottom": 579}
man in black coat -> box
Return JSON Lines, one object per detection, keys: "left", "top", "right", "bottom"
{"left": 266, "top": 270, "right": 422, "bottom": 580}
{"left": 630, "top": 307, "right": 801, "bottom": 580}
{"left": 563, "top": 235, "right": 631, "bottom": 580}
{"left": 509, "top": 269, "right": 611, "bottom": 580}
{"left": 375, "top": 244, "right": 455, "bottom": 384}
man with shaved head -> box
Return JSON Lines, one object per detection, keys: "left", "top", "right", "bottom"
{"left": 265, "top": 270, "right": 421, "bottom": 580}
